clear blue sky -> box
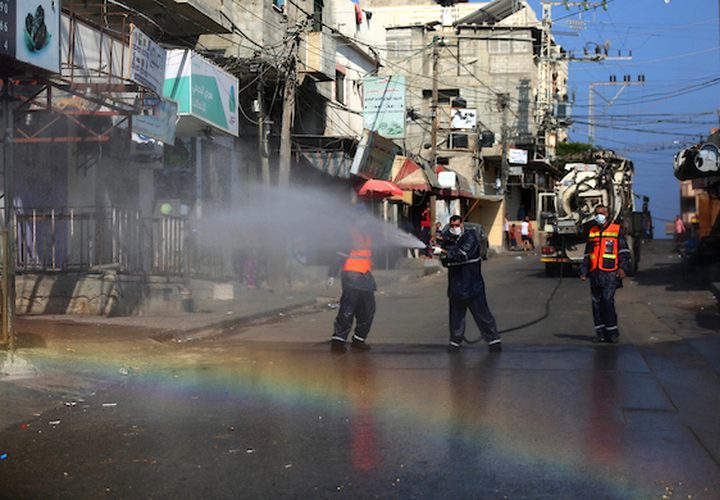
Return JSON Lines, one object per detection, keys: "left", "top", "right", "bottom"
{"left": 524, "top": 0, "right": 720, "bottom": 232}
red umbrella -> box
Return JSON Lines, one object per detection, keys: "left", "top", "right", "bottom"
{"left": 357, "top": 179, "right": 403, "bottom": 198}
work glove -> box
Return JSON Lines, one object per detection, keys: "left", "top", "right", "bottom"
{"left": 326, "top": 277, "right": 335, "bottom": 287}
{"left": 432, "top": 246, "right": 443, "bottom": 256}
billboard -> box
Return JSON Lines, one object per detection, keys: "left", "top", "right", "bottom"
{"left": 128, "top": 25, "right": 166, "bottom": 96}
{"left": 0, "top": 0, "right": 61, "bottom": 73}
{"left": 363, "top": 76, "right": 405, "bottom": 139}
{"left": 163, "top": 49, "right": 239, "bottom": 136}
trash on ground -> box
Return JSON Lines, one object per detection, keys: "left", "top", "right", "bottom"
{"left": 515, "top": 256, "right": 523, "bottom": 260}
{"left": 327, "top": 303, "right": 339, "bottom": 310}
{"left": 284, "top": 464, "right": 293, "bottom": 469}
{"left": 49, "top": 420, "right": 61, "bottom": 426}
{"left": 0, "top": 453, "right": 7, "bottom": 460}
{"left": 64, "top": 401, "right": 78, "bottom": 408}
{"left": 246, "top": 448, "right": 255, "bottom": 454}
{"left": 119, "top": 367, "right": 129, "bottom": 376}
{"left": 101, "top": 403, "right": 118, "bottom": 408}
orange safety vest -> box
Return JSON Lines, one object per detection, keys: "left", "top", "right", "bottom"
{"left": 588, "top": 223, "right": 620, "bottom": 272}
{"left": 343, "top": 230, "right": 373, "bottom": 274}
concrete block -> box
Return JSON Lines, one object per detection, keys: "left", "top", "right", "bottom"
{"left": 213, "top": 283, "right": 234, "bottom": 301}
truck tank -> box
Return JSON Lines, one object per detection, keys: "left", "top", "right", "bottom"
{"left": 540, "top": 155, "right": 647, "bottom": 276}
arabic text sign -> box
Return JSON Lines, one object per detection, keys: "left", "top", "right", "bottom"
{"left": 363, "top": 76, "right": 405, "bottom": 139}
{"left": 133, "top": 97, "right": 177, "bottom": 145}
{"left": 128, "top": 25, "right": 166, "bottom": 95}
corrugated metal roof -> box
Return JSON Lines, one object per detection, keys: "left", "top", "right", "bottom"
{"left": 455, "top": 0, "right": 524, "bottom": 26}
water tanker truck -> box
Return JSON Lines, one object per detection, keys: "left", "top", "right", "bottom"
{"left": 539, "top": 153, "right": 650, "bottom": 276}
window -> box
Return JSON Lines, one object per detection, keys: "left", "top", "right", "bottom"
{"left": 335, "top": 70, "right": 345, "bottom": 105}
{"left": 489, "top": 31, "right": 531, "bottom": 54}
{"left": 312, "top": 0, "right": 323, "bottom": 31}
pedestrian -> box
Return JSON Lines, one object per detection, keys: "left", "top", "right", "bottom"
{"left": 509, "top": 223, "right": 518, "bottom": 250}
{"left": 327, "top": 218, "right": 376, "bottom": 353}
{"left": 579, "top": 204, "right": 631, "bottom": 344}
{"left": 420, "top": 207, "right": 432, "bottom": 257}
{"left": 673, "top": 215, "right": 686, "bottom": 247}
{"left": 503, "top": 217, "right": 510, "bottom": 250}
{"left": 520, "top": 216, "right": 531, "bottom": 251}
{"left": 433, "top": 215, "right": 501, "bottom": 353}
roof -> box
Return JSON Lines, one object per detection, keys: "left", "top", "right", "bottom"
{"left": 455, "top": 0, "right": 526, "bottom": 26}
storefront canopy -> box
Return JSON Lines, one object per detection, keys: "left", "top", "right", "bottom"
{"left": 391, "top": 156, "right": 440, "bottom": 192}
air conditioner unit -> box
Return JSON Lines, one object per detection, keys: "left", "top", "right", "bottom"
{"left": 448, "top": 133, "right": 469, "bottom": 149}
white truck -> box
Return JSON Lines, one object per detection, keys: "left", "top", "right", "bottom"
{"left": 539, "top": 155, "right": 650, "bottom": 276}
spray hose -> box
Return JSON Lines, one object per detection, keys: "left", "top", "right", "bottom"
{"left": 462, "top": 242, "right": 568, "bottom": 344}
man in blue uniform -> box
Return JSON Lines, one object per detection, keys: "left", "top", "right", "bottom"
{"left": 579, "top": 205, "right": 631, "bottom": 344}
{"left": 435, "top": 215, "right": 501, "bottom": 353}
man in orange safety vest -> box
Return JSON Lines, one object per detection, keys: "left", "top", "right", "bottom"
{"left": 579, "top": 204, "right": 631, "bottom": 344}
{"left": 327, "top": 220, "right": 376, "bottom": 354}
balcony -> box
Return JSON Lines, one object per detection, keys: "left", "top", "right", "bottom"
{"left": 113, "top": 0, "right": 232, "bottom": 38}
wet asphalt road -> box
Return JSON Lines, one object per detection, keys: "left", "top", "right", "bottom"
{"left": 0, "top": 241, "right": 719, "bottom": 499}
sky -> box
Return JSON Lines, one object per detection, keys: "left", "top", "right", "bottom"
{"left": 523, "top": 0, "right": 720, "bottom": 233}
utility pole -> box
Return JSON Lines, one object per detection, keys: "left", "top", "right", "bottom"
{"left": 278, "top": 0, "right": 299, "bottom": 189}
{"left": 498, "top": 93, "right": 510, "bottom": 195}
{"left": 257, "top": 71, "right": 271, "bottom": 187}
{"left": 429, "top": 36, "right": 440, "bottom": 170}
{"left": 538, "top": 1, "right": 625, "bottom": 154}
{"left": 588, "top": 74, "right": 645, "bottom": 144}
{"left": 1, "top": 77, "right": 15, "bottom": 352}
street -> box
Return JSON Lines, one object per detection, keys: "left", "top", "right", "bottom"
{"left": 0, "top": 241, "right": 718, "bottom": 499}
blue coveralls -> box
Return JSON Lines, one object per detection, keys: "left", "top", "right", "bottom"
{"left": 579, "top": 224, "right": 631, "bottom": 341}
{"left": 443, "top": 229, "right": 500, "bottom": 347}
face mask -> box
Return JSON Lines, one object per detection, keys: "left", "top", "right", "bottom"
{"left": 594, "top": 214, "right": 607, "bottom": 225}
{"left": 449, "top": 227, "right": 462, "bottom": 236}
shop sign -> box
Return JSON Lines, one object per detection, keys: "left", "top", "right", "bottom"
{"left": 133, "top": 96, "right": 177, "bottom": 145}
{"left": 363, "top": 75, "right": 405, "bottom": 139}
{"left": 509, "top": 148, "right": 528, "bottom": 165}
{"left": 128, "top": 25, "right": 166, "bottom": 95}
{"left": 0, "top": 0, "right": 60, "bottom": 73}
{"left": 351, "top": 129, "right": 399, "bottom": 180}
{"left": 163, "top": 49, "right": 239, "bottom": 136}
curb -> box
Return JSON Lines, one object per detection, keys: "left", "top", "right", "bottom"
{"left": 164, "top": 297, "right": 319, "bottom": 343}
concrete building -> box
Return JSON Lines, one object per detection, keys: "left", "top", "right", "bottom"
{"left": 364, "top": 0, "right": 568, "bottom": 250}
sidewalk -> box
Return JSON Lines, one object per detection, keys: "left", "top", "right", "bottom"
{"left": 15, "top": 260, "right": 441, "bottom": 343}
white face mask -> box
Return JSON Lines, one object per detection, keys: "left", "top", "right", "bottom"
{"left": 594, "top": 214, "right": 607, "bottom": 225}
{"left": 449, "top": 226, "right": 463, "bottom": 236}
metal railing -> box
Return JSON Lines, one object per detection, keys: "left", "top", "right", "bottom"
{"left": 13, "top": 207, "right": 189, "bottom": 275}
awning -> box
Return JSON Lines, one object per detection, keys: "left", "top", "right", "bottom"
{"left": 391, "top": 156, "right": 439, "bottom": 191}
{"left": 300, "top": 150, "right": 354, "bottom": 179}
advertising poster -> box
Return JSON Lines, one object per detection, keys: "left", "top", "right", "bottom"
{"left": 363, "top": 76, "right": 406, "bottom": 139}
{"left": 15, "top": 0, "right": 60, "bottom": 73}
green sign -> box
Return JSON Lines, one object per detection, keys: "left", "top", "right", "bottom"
{"left": 363, "top": 76, "right": 406, "bottom": 139}
{"left": 163, "top": 50, "right": 239, "bottom": 136}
